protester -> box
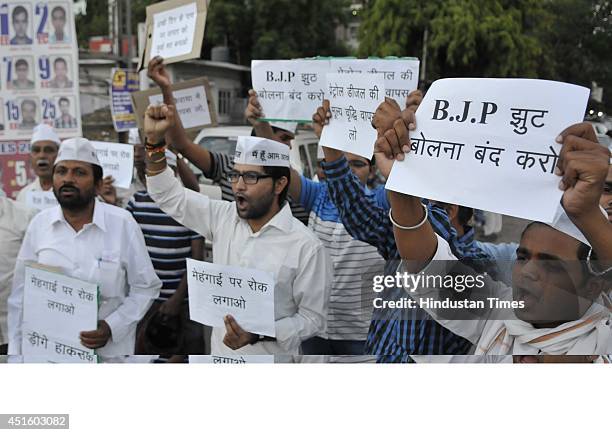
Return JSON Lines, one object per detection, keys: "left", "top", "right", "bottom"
{"left": 0, "top": 198, "right": 36, "bottom": 354}
{"left": 128, "top": 150, "right": 206, "bottom": 355}
{"left": 312, "top": 95, "right": 497, "bottom": 361}
{"left": 143, "top": 103, "right": 332, "bottom": 356}
{"left": 602, "top": 164, "right": 612, "bottom": 224}
{"left": 8, "top": 138, "right": 161, "bottom": 357}
{"left": 285, "top": 112, "right": 385, "bottom": 355}
{"left": 378, "top": 111, "right": 611, "bottom": 355}
{"left": 16, "top": 124, "right": 61, "bottom": 203}
{"left": 146, "top": 57, "right": 309, "bottom": 225}
{"left": 17, "top": 124, "right": 118, "bottom": 207}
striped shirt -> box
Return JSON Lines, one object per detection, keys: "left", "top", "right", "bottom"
{"left": 205, "top": 151, "right": 309, "bottom": 225}
{"left": 127, "top": 191, "right": 202, "bottom": 300}
{"left": 322, "top": 156, "right": 496, "bottom": 361}
{"left": 299, "top": 175, "right": 385, "bottom": 341}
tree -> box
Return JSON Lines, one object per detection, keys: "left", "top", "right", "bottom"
{"left": 358, "top": 0, "right": 548, "bottom": 81}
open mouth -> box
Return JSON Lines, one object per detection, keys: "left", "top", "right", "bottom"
{"left": 36, "top": 159, "right": 50, "bottom": 170}
{"left": 515, "top": 286, "right": 542, "bottom": 306}
{"left": 235, "top": 193, "right": 249, "bottom": 210}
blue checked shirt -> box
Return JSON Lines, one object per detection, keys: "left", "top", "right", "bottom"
{"left": 322, "top": 155, "right": 496, "bottom": 362}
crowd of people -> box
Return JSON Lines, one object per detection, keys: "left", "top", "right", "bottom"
{"left": 0, "top": 55, "right": 610, "bottom": 363}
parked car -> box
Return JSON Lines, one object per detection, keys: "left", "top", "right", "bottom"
{"left": 192, "top": 125, "right": 319, "bottom": 181}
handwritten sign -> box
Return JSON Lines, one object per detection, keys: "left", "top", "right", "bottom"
{"left": 319, "top": 73, "right": 385, "bottom": 158}
{"left": 138, "top": 0, "right": 208, "bottom": 70}
{"left": 251, "top": 59, "right": 331, "bottom": 122}
{"left": 90, "top": 141, "right": 134, "bottom": 189}
{"left": 149, "top": 86, "right": 212, "bottom": 128}
{"left": 25, "top": 190, "right": 58, "bottom": 211}
{"left": 22, "top": 266, "right": 98, "bottom": 363}
{"left": 187, "top": 259, "right": 275, "bottom": 337}
{"left": 385, "top": 78, "right": 590, "bottom": 223}
{"left": 251, "top": 58, "right": 420, "bottom": 123}
{"left": 132, "top": 77, "right": 217, "bottom": 137}
{"left": 189, "top": 355, "right": 275, "bottom": 364}
{"left": 330, "top": 58, "right": 419, "bottom": 108}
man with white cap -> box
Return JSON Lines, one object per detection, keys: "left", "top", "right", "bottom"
{"left": 143, "top": 104, "right": 332, "bottom": 356}
{"left": 127, "top": 149, "right": 205, "bottom": 355}
{"left": 8, "top": 137, "right": 161, "bottom": 358}
{"left": 16, "top": 124, "right": 60, "bottom": 203}
{"left": 380, "top": 118, "right": 612, "bottom": 356}
{"left": 146, "top": 57, "right": 310, "bottom": 225}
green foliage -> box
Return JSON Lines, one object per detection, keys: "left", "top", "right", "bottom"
{"left": 358, "top": 0, "right": 612, "bottom": 109}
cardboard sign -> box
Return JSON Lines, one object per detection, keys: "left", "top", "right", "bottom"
{"left": 137, "top": 0, "right": 208, "bottom": 71}
{"left": 131, "top": 77, "right": 217, "bottom": 137}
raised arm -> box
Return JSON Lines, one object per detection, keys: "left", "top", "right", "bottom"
{"left": 557, "top": 122, "right": 612, "bottom": 264}
{"left": 147, "top": 56, "right": 214, "bottom": 175}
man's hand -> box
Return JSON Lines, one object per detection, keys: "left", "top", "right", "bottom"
{"left": 312, "top": 99, "right": 331, "bottom": 139}
{"left": 556, "top": 122, "right": 610, "bottom": 219}
{"left": 99, "top": 175, "right": 117, "bottom": 205}
{"left": 371, "top": 97, "right": 418, "bottom": 178}
{"left": 245, "top": 89, "right": 264, "bottom": 126}
{"left": 144, "top": 104, "right": 176, "bottom": 144}
{"left": 406, "top": 89, "right": 424, "bottom": 112}
{"left": 222, "top": 315, "right": 256, "bottom": 350}
{"left": 158, "top": 295, "right": 182, "bottom": 317}
{"left": 80, "top": 320, "right": 112, "bottom": 349}
{"left": 147, "top": 56, "right": 172, "bottom": 89}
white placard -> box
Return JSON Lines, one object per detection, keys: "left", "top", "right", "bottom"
{"left": 188, "top": 355, "right": 275, "bottom": 364}
{"left": 22, "top": 266, "right": 98, "bottom": 363}
{"left": 149, "top": 85, "right": 212, "bottom": 129}
{"left": 90, "top": 141, "right": 135, "bottom": 189}
{"left": 251, "top": 58, "right": 420, "bottom": 123}
{"left": 330, "top": 58, "right": 420, "bottom": 108}
{"left": 187, "top": 259, "right": 276, "bottom": 337}
{"left": 319, "top": 73, "right": 385, "bottom": 158}
{"left": 385, "top": 78, "right": 590, "bottom": 223}
{"left": 251, "top": 59, "right": 331, "bottom": 122}
{"left": 150, "top": 2, "right": 198, "bottom": 59}
{"left": 25, "top": 190, "right": 58, "bottom": 210}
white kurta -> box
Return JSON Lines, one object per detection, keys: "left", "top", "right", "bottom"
{"left": 0, "top": 199, "right": 36, "bottom": 345}
{"left": 8, "top": 200, "right": 161, "bottom": 357}
{"left": 15, "top": 178, "right": 47, "bottom": 204}
{"left": 148, "top": 167, "right": 332, "bottom": 355}
{"left": 399, "top": 235, "right": 612, "bottom": 355}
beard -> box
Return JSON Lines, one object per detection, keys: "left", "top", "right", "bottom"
{"left": 235, "top": 188, "right": 276, "bottom": 220}
{"left": 53, "top": 184, "right": 96, "bottom": 211}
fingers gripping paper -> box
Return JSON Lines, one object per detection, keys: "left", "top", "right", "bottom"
{"left": 385, "top": 78, "right": 590, "bottom": 223}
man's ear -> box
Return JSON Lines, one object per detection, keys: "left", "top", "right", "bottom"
{"left": 445, "top": 204, "right": 459, "bottom": 222}
{"left": 274, "top": 176, "right": 288, "bottom": 195}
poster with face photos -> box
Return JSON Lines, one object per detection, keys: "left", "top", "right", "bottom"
{"left": 0, "top": 1, "right": 81, "bottom": 140}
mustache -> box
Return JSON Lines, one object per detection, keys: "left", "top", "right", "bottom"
{"left": 59, "top": 184, "right": 79, "bottom": 193}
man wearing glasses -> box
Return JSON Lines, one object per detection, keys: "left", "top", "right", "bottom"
{"left": 143, "top": 104, "right": 332, "bottom": 357}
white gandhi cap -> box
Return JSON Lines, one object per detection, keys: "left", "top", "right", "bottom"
{"left": 233, "top": 136, "right": 291, "bottom": 168}
{"left": 31, "top": 124, "right": 60, "bottom": 146}
{"left": 55, "top": 138, "right": 102, "bottom": 169}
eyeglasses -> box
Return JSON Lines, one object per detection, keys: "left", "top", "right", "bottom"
{"left": 227, "top": 171, "right": 272, "bottom": 185}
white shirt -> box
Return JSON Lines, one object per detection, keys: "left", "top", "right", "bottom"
{"left": 0, "top": 199, "right": 36, "bottom": 344}
{"left": 8, "top": 200, "right": 161, "bottom": 357}
{"left": 16, "top": 178, "right": 48, "bottom": 204}
{"left": 148, "top": 167, "right": 332, "bottom": 355}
